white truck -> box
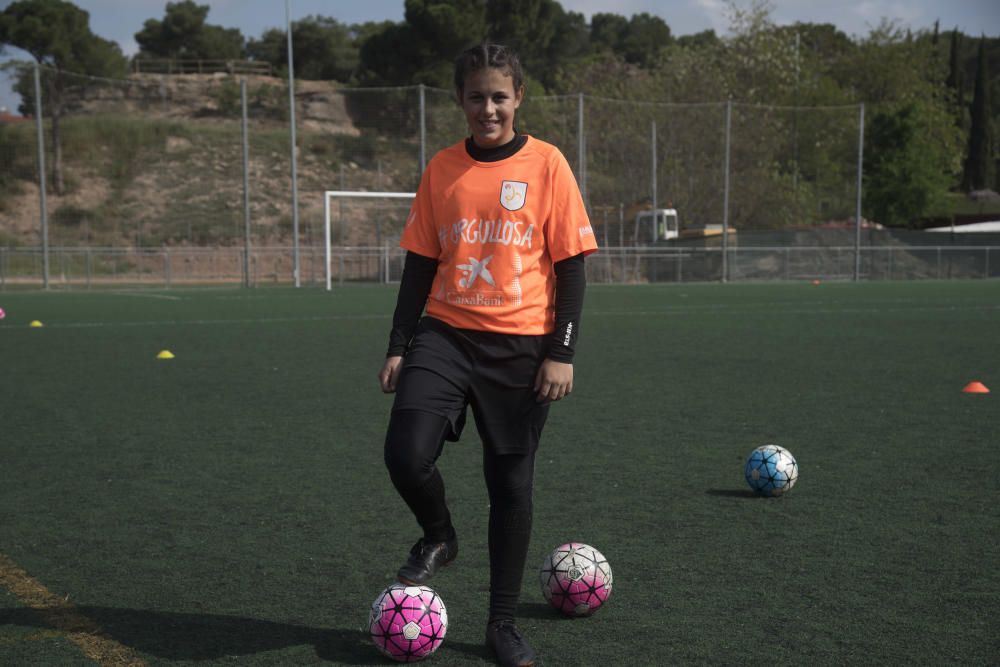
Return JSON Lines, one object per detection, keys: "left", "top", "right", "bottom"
{"left": 634, "top": 208, "right": 679, "bottom": 242}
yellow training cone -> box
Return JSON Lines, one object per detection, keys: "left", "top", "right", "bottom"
{"left": 29, "top": 320, "right": 43, "bottom": 328}
{"left": 156, "top": 350, "right": 175, "bottom": 360}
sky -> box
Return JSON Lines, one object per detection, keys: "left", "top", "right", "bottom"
{"left": 2, "top": 0, "right": 999, "bottom": 111}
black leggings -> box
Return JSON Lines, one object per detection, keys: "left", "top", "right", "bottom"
{"left": 384, "top": 409, "right": 535, "bottom": 622}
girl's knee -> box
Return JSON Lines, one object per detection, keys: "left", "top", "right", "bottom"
{"left": 384, "top": 410, "right": 450, "bottom": 487}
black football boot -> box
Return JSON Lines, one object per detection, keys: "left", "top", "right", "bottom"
{"left": 396, "top": 535, "right": 458, "bottom": 585}
{"left": 485, "top": 619, "right": 536, "bottom": 667}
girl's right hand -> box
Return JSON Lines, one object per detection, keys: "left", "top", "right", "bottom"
{"left": 379, "top": 356, "right": 404, "bottom": 393}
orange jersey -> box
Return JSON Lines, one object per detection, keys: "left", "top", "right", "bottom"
{"left": 400, "top": 136, "right": 598, "bottom": 335}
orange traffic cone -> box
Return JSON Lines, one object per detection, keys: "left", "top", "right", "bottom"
{"left": 962, "top": 381, "right": 990, "bottom": 394}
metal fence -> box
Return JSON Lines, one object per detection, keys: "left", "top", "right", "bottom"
{"left": 0, "top": 246, "right": 399, "bottom": 288}
{"left": 2, "top": 244, "right": 997, "bottom": 289}
{"left": 131, "top": 59, "right": 273, "bottom": 76}
{"left": 1, "top": 63, "right": 994, "bottom": 289}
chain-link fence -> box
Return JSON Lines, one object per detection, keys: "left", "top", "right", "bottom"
{"left": 4, "top": 241, "right": 995, "bottom": 289}
{"left": 1, "top": 64, "right": 996, "bottom": 288}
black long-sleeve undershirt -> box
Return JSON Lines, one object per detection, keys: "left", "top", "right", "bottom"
{"left": 385, "top": 251, "right": 587, "bottom": 363}
{"left": 386, "top": 251, "right": 438, "bottom": 357}
{"left": 548, "top": 252, "right": 585, "bottom": 362}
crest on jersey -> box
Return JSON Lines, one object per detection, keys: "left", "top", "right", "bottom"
{"left": 500, "top": 180, "right": 528, "bottom": 211}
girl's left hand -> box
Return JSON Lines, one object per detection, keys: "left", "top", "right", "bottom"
{"left": 534, "top": 359, "right": 574, "bottom": 402}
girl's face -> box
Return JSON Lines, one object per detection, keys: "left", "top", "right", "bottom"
{"left": 460, "top": 68, "right": 524, "bottom": 148}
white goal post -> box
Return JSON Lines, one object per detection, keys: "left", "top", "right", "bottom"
{"left": 323, "top": 190, "right": 416, "bottom": 291}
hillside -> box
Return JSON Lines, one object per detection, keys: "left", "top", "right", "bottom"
{"left": 0, "top": 73, "right": 425, "bottom": 249}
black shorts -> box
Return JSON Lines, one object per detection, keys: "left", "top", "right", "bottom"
{"left": 392, "top": 317, "right": 551, "bottom": 456}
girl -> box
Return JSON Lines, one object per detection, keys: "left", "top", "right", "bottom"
{"left": 378, "top": 43, "right": 597, "bottom": 667}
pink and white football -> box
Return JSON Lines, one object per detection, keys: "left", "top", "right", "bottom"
{"left": 540, "top": 542, "right": 612, "bottom": 617}
{"left": 369, "top": 583, "right": 447, "bottom": 662}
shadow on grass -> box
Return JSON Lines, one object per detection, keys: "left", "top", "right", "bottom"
{"left": 0, "top": 606, "right": 487, "bottom": 664}
{"left": 705, "top": 488, "right": 762, "bottom": 499}
{"left": 516, "top": 602, "right": 581, "bottom": 621}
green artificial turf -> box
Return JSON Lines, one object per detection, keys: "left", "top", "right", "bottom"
{"left": 0, "top": 281, "right": 998, "bottom": 665}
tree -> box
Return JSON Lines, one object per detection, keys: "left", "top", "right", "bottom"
{"left": 675, "top": 29, "right": 718, "bottom": 51}
{"left": 785, "top": 22, "right": 853, "bottom": 64}
{"left": 485, "top": 0, "right": 595, "bottom": 89}
{"left": 135, "top": 0, "right": 244, "bottom": 61}
{"left": 718, "top": 1, "right": 800, "bottom": 103}
{"left": 487, "top": 0, "right": 562, "bottom": 75}
{"left": 590, "top": 12, "right": 628, "bottom": 56}
{"left": 864, "top": 103, "right": 956, "bottom": 226}
{"left": 537, "top": 7, "right": 590, "bottom": 89}
{"left": 836, "top": 20, "right": 944, "bottom": 107}
{"left": 0, "top": 0, "right": 127, "bottom": 194}
{"left": 407, "top": 0, "right": 487, "bottom": 85}
{"left": 357, "top": 0, "right": 487, "bottom": 87}
{"left": 620, "top": 13, "right": 671, "bottom": 68}
{"left": 358, "top": 22, "right": 425, "bottom": 86}
{"left": 764, "top": 22, "right": 856, "bottom": 107}
{"left": 962, "top": 38, "right": 995, "bottom": 191}
{"left": 247, "top": 16, "right": 360, "bottom": 82}
{"left": 946, "top": 30, "right": 965, "bottom": 109}
{"left": 588, "top": 12, "right": 671, "bottom": 68}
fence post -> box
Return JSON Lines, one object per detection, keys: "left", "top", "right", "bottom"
{"left": 651, "top": 120, "right": 657, "bottom": 214}
{"left": 286, "top": 0, "right": 301, "bottom": 287}
{"left": 85, "top": 248, "right": 91, "bottom": 289}
{"left": 324, "top": 192, "right": 332, "bottom": 291}
{"left": 164, "top": 248, "right": 171, "bottom": 288}
{"left": 339, "top": 165, "right": 346, "bottom": 243}
{"left": 578, "top": 93, "right": 587, "bottom": 203}
{"left": 240, "top": 78, "right": 252, "bottom": 289}
{"left": 854, "top": 103, "right": 865, "bottom": 282}
{"left": 33, "top": 64, "right": 50, "bottom": 289}
{"left": 722, "top": 98, "right": 732, "bottom": 283}
{"left": 602, "top": 209, "right": 610, "bottom": 283}
{"left": 419, "top": 83, "right": 427, "bottom": 177}
{"left": 618, "top": 203, "right": 624, "bottom": 247}
{"left": 0, "top": 247, "right": 5, "bottom": 289}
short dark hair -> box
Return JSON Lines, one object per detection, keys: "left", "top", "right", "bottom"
{"left": 453, "top": 43, "right": 525, "bottom": 97}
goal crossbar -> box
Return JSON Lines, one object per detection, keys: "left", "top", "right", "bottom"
{"left": 323, "top": 190, "right": 415, "bottom": 290}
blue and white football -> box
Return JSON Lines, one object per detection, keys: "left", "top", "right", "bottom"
{"left": 745, "top": 445, "right": 798, "bottom": 496}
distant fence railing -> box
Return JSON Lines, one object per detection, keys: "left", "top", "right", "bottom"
{"left": 1, "top": 246, "right": 997, "bottom": 289}
{"left": 131, "top": 59, "right": 273, "bottom": 76}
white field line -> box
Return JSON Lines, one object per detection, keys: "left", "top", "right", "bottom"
{"left": 0, "top": 553, "right": 146, "bottom": 666}
{"left": 210, "top": 292, "right": 338, "bottom": 300}
{"left": 0, "top": 314, "right": 390, "bottom": 329}
{"left": 589, "top": 304, "right": 1000, "bottom": 317}
{"left": 106, "top": 290, "right": 183, "bottom": 301}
